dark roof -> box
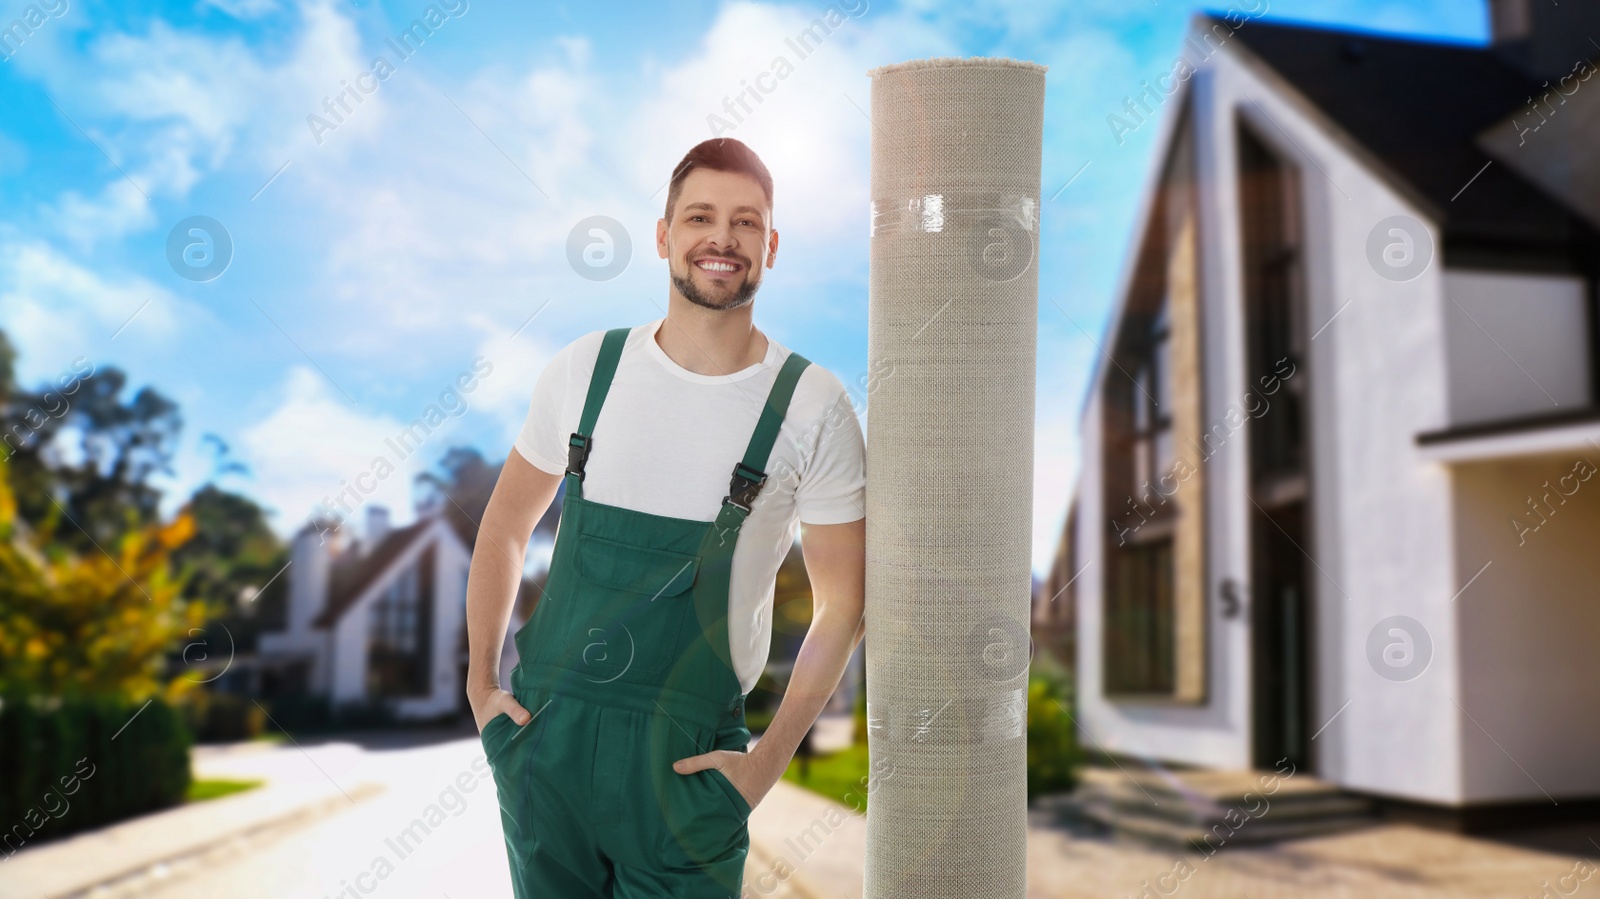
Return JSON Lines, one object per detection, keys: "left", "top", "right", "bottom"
{"left": 1216, "top": 15, "right": 1595, "bottom": 266}
{"left": 313, "top": 518, "right": 434, "bottom": 628}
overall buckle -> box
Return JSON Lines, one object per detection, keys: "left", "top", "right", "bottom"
{"left": 723, "top": 461, "right": 767, "bottom": 513}
{"left": 565, "top": 432, "right": 592, "bottom": 481}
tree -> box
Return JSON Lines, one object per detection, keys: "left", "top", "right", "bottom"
{"left": 0, "top": 451, "right": 203, "bottom": 702}
{"left": 0, "top": 334, "right": 183, "bottom": 557}
{"left": 162, "top": 432, "right": 289, "bottom": 659}
{"left": 414, "top": 446, "right": 563, "bottom": 546}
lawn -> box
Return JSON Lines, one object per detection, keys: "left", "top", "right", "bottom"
{"left": 186, "top": 778, "right": 264, "bottom": 803}
{"left": 779, "top": 742, "right": 874, "bottom": 812}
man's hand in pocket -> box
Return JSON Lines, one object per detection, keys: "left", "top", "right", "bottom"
{"left": 469, "top": 685, "right": 531, "bottom": 733}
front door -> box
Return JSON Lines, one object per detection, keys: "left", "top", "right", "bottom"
{"left": 1250, "top": 501, "right": 1311, "bottom": 772}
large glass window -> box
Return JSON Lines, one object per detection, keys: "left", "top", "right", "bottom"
{"left": 1238, "top": 124, "right": 1306, "bottom": 480}
{"left": 368, "top": 560, "right": 429, "bottom": 698}
{"left": 1105, "top": 538, "right": 1175, "bottom": 693}
{"left": 1104, "top": 237, "right": 1179, "bottom": 695}
{"left": 1128, "top": 302, "right": 1175, "bottom": 504}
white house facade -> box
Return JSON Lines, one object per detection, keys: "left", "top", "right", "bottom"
{"left": 257, "top": 505, "right": 516, "bottom": 721}
{"left": 1063, "top": 0, "right": 1600, "bottom": 820}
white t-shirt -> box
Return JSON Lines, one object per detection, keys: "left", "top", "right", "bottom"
{"left": 513, "top": 316, "right": 866, "bottom": 694}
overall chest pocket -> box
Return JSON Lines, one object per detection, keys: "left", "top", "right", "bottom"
{"left": 529, "top": 533, "right": 701, "bottom": 680}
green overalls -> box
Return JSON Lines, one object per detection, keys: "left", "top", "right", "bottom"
{"left": 479, "top": 326, "right": 811, "bottom": 898}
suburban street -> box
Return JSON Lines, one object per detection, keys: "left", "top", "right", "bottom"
{"left": 6, "top": 718, "right": 1597, "bottom": 898}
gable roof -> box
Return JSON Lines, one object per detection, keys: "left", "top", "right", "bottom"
{"left": 1216, "top": 14, "right": 1595, "bottom": 265}
{"left": 313, "top": 517, "right": 436, "bottom": 628}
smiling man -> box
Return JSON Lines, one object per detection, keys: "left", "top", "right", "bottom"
{"left": 464, "top": 137, "right": 867, "bottom": 898}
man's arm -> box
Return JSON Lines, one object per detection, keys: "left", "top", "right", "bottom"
{"left": 745, "top": 516, "right": 866, "bottom": 789}
{"left": 464, "top": 446, "right": 564, "bottom": 731}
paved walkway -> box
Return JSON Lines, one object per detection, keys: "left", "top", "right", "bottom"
{"left": 1026, "top": 810, "right": 1600, "bottom": 899}
{"left": 746, "top": 770, "right": 867, "bottom": 898}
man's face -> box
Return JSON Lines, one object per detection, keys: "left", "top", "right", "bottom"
{"left": 657, "top": 167, "right": 777, "bottom": 312}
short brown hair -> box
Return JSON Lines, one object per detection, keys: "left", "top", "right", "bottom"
{"left": 663, "top": 138, "right": 774, "bottom": 225}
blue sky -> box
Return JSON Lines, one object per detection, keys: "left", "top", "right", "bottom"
{"left": 0, "top": 0, "right": 1487, "bottom": 575}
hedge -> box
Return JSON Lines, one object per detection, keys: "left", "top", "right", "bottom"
{"left": 1026, "top": 664, "right": 1082, "bottom": 801}
{"left": 181, "top": 691, "right": 266, "bottom": 744}
{"left": 0, "top": 694, "right": 191, "bottom": 855}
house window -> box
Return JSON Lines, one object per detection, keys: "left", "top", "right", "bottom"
{"left": 1104, "top": 232, "right": 1180, "bottom": 695}
{"left": 1237, "top": 124, "right": 1306, "bottom": 481}
{"left": 1098, "top": 101, "right": 1219, "bottom": 703}
{"left": 1106, "top": 303, "right": 1178, "bottom": 695}
{"left": 1105, "top": 538, "right": 1175, "bottom": 693}
{"left": 368, "top": 552, "right": 432, "bottom": 698}
{"left": 1238, "top": 120, "right": 1314, "bottom": 768}
{"left": 1128, "top": 303, "right": 1175, "bottom": 505}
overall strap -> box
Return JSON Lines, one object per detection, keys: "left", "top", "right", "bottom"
{"left": 714, "top": 350, "right": 811, "bottom": 534}
{"left": 564, "top": 327, "right": 631, "bottom": 499}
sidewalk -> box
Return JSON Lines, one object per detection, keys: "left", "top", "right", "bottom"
{"left": 746, "top": 774, "right": 866, "bottom": 898}
{"left": 742, "top": 711, "right": 864, "bottom": 896}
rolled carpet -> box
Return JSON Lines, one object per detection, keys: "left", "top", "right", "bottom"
{"left": 863, "top": 56, "right": 1047, "bottom": 898}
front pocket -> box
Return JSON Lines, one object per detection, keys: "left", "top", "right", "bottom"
{"left": 524, "top": 535, "right": 701, "bottom": 680}
{"left": 479, "top": 712, "right": 516, "bottom": 764}
{"left": 659, "top": 764, "right": 751, "bottom": 869}
{"left": 707, "top": 767, "right": 752, "bottom": 817}
{"left": 483, "top": 712, "right": 537, "bottom": 872}
{"left": 576, "top": 534, "right": 700, "bottom": 597}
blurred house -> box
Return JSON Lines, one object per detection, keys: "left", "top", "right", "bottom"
{"left": 257, "top": 505, "right": 525, "bottom": 720}
{"left": 1056, "top": 0, "right": 1600, "bottom": 831}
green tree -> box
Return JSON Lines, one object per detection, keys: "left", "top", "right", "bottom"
{"left": 171, "top": 482, "right": 289, "bottom": 652}
{"left": 0, "top": 331, "right": 182, "bottom": 558}
{"left": 415, "top": 446, "right": 563, "bottom": 545}
{"left": 0, "top": 450, "right": 203, "bottom": 702}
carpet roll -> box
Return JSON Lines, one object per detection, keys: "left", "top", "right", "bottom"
{"left": 863, "top": 56, "right": 1047, "bottom": 899}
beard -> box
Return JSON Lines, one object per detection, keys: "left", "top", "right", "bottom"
{"left": 672, "top": 257, "right": 761, "bottom": 311}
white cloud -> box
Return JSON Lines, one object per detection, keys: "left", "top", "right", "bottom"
{"left": 457, "top": 310, "right": 570, "bottom": 447}
{"left": 626, "top": 1, "right": 879, "bottom": 236}
{"left": 233, "top": 310, "right": 568, "bottom": 538}
{"left": 237, "top": 366, "right": 428, "bottom": 537}
{"left": 13, "top": 0, "right": 936, "bottom": 352}
{"left": 46, "top": 179, "right": 155, "bottom": 248}
{"left": 0, "top": 241, "right": 191, "bottom": 382}
{"left": 27, "top": 0, "right": 369, "bottom": 247}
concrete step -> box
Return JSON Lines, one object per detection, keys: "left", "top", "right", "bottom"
{"left": 1056, "top": 767, "right": 1380, "bottom": 851}
{"left": 1085, "top": 804, "right": 1379, "bottom": 851}
{"left": 1078, "top": 780, "right": 1375, "bottom": 826}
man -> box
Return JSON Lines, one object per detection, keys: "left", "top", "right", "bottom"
{"left": 465, "top": 137, "right": 867, "bottom": 898}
